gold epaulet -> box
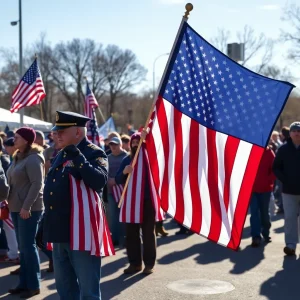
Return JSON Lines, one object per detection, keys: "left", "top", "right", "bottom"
{"left": 87, "top": 143, "right": 101, "bottom": 150}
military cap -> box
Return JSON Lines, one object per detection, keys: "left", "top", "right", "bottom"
{"left": 52, "top": 111, "right": 91, "bottom": 131}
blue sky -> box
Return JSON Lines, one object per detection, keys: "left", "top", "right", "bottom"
{"left": 0, "top": 0, "right": 296, "bottom": 93}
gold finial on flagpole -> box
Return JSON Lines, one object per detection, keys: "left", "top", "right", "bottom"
{"left": 34, "top": 53, "right": 38, "bottom": 59}
{"left": 184, "top": 3, "right": 193, "bottom": 18}
{"left": 83, "top": 76, "right": 88, "bottom": 82}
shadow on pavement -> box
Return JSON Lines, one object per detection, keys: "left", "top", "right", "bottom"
{"left": 0, "top": 272, "right": 17, "bottom": 299}
{"left": 241, "top": 225, "right": 251, "bottom": 239}
{"left": 158, "top": 240, "right": 267, "bottom": 274}
{"left": 101, "top": 272, "right": 146, "bottom": 300}
{"left": 273, "top": 226, "right": 284, "bottom": 234}
{"left": 101, "top": 255, "right": 128, "bottom": 279}
{"left": 260, "top": 256, "right": 300, "bottom": 300}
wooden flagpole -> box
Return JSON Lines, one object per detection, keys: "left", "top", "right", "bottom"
{"left": 118, "top": 3, "right": 194, "bottom": 208}
{"left": 97, "top": 107, "right": 106, "bottom": 124}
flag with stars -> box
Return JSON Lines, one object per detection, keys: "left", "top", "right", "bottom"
{"left": 84, "top": 82, "right": 100, "bottom": 146}
{"left": 145, "top": 22, "right": 294, "bottom": 250}
{"left": 11, "top": 58, "right": 46, "bottom": 113}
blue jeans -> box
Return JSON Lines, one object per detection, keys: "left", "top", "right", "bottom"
{"left": 53, "top": 243, "right": 101, "bottom": 300}
{"left": 108, "top": 194, "right": 125, "bottom": 245}
{"left": 11, "top": 211, "right": 42, "bottom": 290}
{"left": 282, "top": 194, "right": 300, "bottom": 250}
{"left": 250, "top": 192, "right": 271, "bottom": 239}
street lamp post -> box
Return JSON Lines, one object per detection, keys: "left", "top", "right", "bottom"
{"left": 153, "top": 53, "right": 169, "bottom": 98}
{"left": 11, "top": 0, "right": 23, "bottom": 126}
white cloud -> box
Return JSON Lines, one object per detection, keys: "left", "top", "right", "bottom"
{"left": 258, "top": 5, "right": 280, "bottom": 10}
{"left": 160, "top": 0, "right": 185, "bottom": 4}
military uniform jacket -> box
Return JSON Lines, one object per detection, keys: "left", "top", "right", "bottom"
{"left": 43, "top": 138, "right": 108, "bottom": 243}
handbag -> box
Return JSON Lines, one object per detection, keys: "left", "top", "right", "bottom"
{"left": 0, "top": 201, "right": 9, "bottom": 220}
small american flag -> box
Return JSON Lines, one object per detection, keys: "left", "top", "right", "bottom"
{"left": 85, "top": 82, "right": 100, "bottom": 146}
{"left": 146, "top": 22, "right": 294, "bottom": 250}
{"left": 11, "top": 59, "right": 46, "bottom": 113}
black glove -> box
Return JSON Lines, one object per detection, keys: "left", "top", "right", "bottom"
{"left": 63, "top": 145, "right": 80, "bottom": 159}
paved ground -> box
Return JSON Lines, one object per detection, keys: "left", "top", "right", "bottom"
{"left": 0, "top": 213, "right": 299, "bottom": 300}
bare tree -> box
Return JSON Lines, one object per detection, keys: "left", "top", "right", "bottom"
{"left": 0, "top": 36, "right": 148, "bottom": 125}
{"left": 282, "top": 3, "right": 300, "bottom": 62}
{"left": 260, "top": 65, "right": 294, "bottom": 82}
{"left": 89, "top": 45, "right": 107, "bottom": 101}
{"left": 50, "top": 39, "right": 98, "bottom": 113}
{"left": 237, "top": 25, "right": 273, "bottom": 69}
{"left": 0, "top": 49, "right": 20, "bottom": 110}
{"left": 100, "top": 45, "right": 147, "bottom": 115}
{"left": 210, "top": 28, "right": 230, "bottom": 54}
{"left": 211, "top": 25, "right": 274, "bottom": 73}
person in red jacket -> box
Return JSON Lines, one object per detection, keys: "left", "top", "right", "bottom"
{"left": 250, "top": 147, "right": 276, "bottom": 247}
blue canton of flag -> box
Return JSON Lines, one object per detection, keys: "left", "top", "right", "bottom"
{"left": 161, "top": 23, "right": 294, "bottom": 147}
{"left": 22, "top": 59, "right": 42, "bottom": 85}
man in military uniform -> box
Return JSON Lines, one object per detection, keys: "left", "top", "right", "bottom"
{"left": 43, "top": 111, "right": 108, "bottom": 300}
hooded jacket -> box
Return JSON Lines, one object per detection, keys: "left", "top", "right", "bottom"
{"left": 7, "top": 144, "right": 45, "bottom": 212}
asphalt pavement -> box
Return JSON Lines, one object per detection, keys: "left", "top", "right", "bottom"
{"left": 0, "top": 213, "right": 298, "bottom": 300}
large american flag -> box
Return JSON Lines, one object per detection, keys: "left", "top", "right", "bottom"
{"left": 11, "top": 59, "right": 46, "bottom": 113}
{"left": 84, "top": 82, "right": 100, "bottom": 146}
{"left": 146, "top": 22, "right": 294, "bottom": 250}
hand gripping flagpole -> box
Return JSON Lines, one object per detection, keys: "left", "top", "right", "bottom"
{"left": 118, "top": 3, "right": 194, "bottom": 208}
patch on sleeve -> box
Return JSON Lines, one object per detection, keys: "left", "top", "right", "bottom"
{"left": 96, "top": 157, "right": 108, "bottom": 168}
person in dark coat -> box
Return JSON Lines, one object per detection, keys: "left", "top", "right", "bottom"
{"left": 273, "top": 122, "right": 300, "bottom": 256}
{"left": 115, "top": 131, "right": 157, "bottom": 275}
{"left": 43, "top": 111, "right": 108, "bottom": 300}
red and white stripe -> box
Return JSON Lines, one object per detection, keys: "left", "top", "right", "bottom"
{"left": 70, "top": 175, "right": 115, "bottom": 256}
{"left": 146, "top": 97, "right": 264, "bottom": 250}
{"left": 119, "top": 147, "right": 164, "bottom": 223}
{"left": 85, "top": 92, "right": 98, "bottom": 119}
{"left": 3, "top": 214, "right": 14, "bottom": 231}
{"left": 11, "top": 78, "right": 45, "bottom": 113}
{"left": 112, "top": 184, "right": 124, "bottom": 203}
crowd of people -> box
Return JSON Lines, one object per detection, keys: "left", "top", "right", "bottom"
{"left": 0, "top": 113, "right": 299, "bottom": 299}
{"left": 249, "top": 122, "right": 300, "bottom": 255}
